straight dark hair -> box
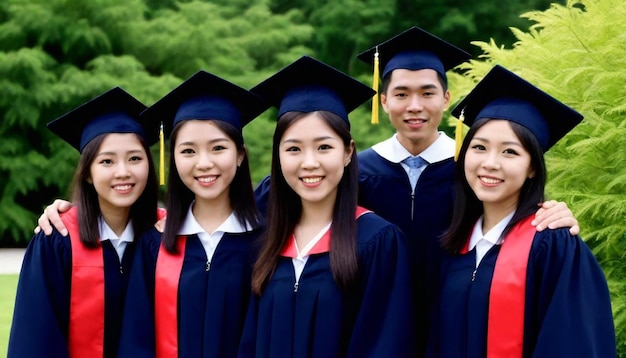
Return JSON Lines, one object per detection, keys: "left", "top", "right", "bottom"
{"left": 162, "top": 119, "right": 260, "bottom": 253}
{"left": 251, "top": 111, "right": 359, "bottom": 295}
{"left": 70, "top": 133, "right": 158, "bottom": 247}
{"left": 441, "top": 118, "right": 547, "bottom": 253}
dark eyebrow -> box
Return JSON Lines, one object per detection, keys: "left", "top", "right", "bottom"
{"left": 282, "top": 136, "right": 337, "bottom": 145}
{"left": 97, "top": 149, "right": 143, "bottom": 156}
{"left": 472, "top": 137, "right": 524, "bottom": 147}
{"left": 391, "top": 83, "right": 439, "bottom": 92}
{"left": 177, "top": 137, "right": 230, "bottom": 147}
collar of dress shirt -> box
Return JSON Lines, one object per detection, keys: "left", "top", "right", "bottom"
{"left": 371, "top": 132, "right": 455, "bottom": 164}
{"left": 468, "top": 210, "right": 516, "bottom": 251}
{"left": 177, "top": 201, "right": 251, "bottom": 236}
{"left": 98, "top": 216, "right": 134, "bottom": 244}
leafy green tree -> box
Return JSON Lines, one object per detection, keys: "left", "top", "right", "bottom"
{"left": 448, "top": 0, "right": 626, "bottom": 352}
{"left": 0, "top": 0, "right": 312, "bottom": 244}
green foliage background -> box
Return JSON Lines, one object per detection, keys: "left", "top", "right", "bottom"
{"left": 0, "top": 0, "right": 623, "bottom": 353}
{"left": 445, "top": 0, "right": 626, "bottom": 352}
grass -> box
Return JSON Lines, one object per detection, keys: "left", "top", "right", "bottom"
{"left": 0, "top": 274, "right": 18, "bottom": 357}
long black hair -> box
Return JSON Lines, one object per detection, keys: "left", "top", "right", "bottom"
{"left": 161, "top": 119, "right": 260, "bottom": 253}
{"left": 70, "top": 133, "right": 158, "bottom": 247}
{"left": 441, "top": 118, "right": 547, "bottom": 253}
{"left": 251, "top": 111, "right": 359, "bottom": 295}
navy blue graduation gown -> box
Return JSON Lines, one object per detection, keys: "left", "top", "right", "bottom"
{"left": 118, "top": 226, "right": 261, "bottom": 358}
{"left": 358, "top": 148, "right": 456, "bottom": 351}
{"left": 427, "top": 228, "right": 616, "bottom": 357}
{"left": 238, "top": 212, "right": 415, "bottom": 358}
{"left": 8, "top": 230, "right": 136, "bottom": 358}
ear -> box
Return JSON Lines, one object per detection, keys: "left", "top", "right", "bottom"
{"left": 344, "top": 140, "right": 355, "bottom": 166}
{"left": 380, "top": 92, "right": 389, "bottom": 113}
{"left": 443, "top": 89, "right": 451, "bottom": 110}
{"left": 237, "top": 146, "right": 246, "bottom": 167}
{"left": 86, "top": 176, "right": 93, "bottom": 184}
{"left": 528, "top": 167, "right": 536, "bottom": 179}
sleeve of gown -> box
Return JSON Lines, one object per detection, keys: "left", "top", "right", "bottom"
{"left": 237, "top": 292, "right": 260, "bottom": 358}
{"left": 526, "top": 229, "right": 616, "bottom": 357}
{"left": 253, "top": 175, "right": 271, "bottom": 219}
{"left": 347, "top": 217, "right": 416, "bottom": 357}
{"left": 117, "top": 229, "right": 160, "bottom": 358}
{"left": 8, "top": 231, "right": 72, "bottom": 358}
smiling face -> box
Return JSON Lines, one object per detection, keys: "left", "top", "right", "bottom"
{"left": 278, "top": 112, "right": 354, "bottom": 210}
{"left": 464, "top": 120, "right": 535, "bottom": 215}
{"left": 381, "top": 68, "right": 450, "bottom": 155}
{"left": 88, "top": 133, "right": 149, "bottom": 216}
{"left": 173, "top": 120, "right": 243, "bottom": 206}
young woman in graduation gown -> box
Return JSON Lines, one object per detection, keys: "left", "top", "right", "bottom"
{"left": 238, "top": 56, "right": 415, "bottom": 358}
{"left": 427, "top": 65, "right": 615, "bottom": 357}
{"left": 8, "top": 88, "right": 160, "bottom": 358}
{"left": 117, "top": 71, "right": 269, "bottom": 358}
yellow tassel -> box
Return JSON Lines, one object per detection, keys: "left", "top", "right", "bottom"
{"left": 371, "top": 47, "right": 380, "bottom": 125}
{"left": 454, "top": 108, "right": 465, "bottom": 162}
{"left": 159, "top": 122, "right": 165, "bottom": 185}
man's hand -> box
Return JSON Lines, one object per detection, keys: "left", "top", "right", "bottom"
{"left": 532, "top": 200, "right": 580, "bottom": 236}
{"left": 33, "top": 199, "right": 73, "bottom": 236}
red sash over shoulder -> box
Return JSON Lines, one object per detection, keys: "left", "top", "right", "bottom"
{"left": 155, "top": 236, "right": 186, "bottom": 358}
{"left": 462, "top": 216, "right": 536, "bottom": 357}
{"left": 487, "top": 215, "right": 536, "bottom": 357}
{"left": 64, "top": 207, "right": 105, "bottom": 358}
{"left": 280, "top": 206, "right": 371, "bottom": 257}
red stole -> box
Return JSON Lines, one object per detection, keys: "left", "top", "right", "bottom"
{"left": 155, "top": 236, "right": 187, "bottom": 358}
{"left": 462, "top": 215, "right": 536, "bottom": 357}
{"left": 280, "top": 206, "right": 371, "bottom": 257}
{"left": 64, "top": 207, "right": 105, "bottom": 358}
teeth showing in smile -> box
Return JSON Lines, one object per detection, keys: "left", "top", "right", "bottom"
{"left": 406, "top": 119, "right": 425, "bottom": 124}
{"left": 197, "top": 176, "right": 217, "bottom": 183}
{"left": 480, "top": 176, "right": 502, "bottom": 184}
{"left": 113, "top": 185, "right": 132, "bottom": 191}
{"left": 302, "top": 177, "right": 322, "bottom": 184}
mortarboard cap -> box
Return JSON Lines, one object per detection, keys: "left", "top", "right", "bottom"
{"left": 140, "top": 70, "right": 270, "bottom": 137}
{"left": 357, "top": 26, "right": 471, "bottom": 80}
{"left": 250, "top": 55, "right": 375, "bottom": 128}
{"left": 451, "top": 65, "right": 583, "bottom": 152}
{"left": 47, "top": 87, "right": 154, "bottom": 153}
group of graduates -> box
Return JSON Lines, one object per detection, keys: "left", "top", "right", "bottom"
{"left": 8, "top": 26, "right": 616, "bottom": 357}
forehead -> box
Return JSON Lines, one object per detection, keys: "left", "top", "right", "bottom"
{"left": 98, "top": 132, "right": 144, "bottom": 149}
{"left": 175, "top": 120, "right": 231, "bottom": 142}
{"left": 387, "top": 68, "right": 443, "bottom": 90}
{"left": 473, "top": 120, "right": 520, "bottom": 141}
{"left": 282, "top": 113, "right": 338, "bottom": 140}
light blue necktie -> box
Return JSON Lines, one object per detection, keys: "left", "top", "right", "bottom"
{"left": 403, "top": 156, "right": 428, "bottom": 189}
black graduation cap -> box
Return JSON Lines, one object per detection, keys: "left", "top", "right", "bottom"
{"left": 357, "top": 26, "right": 471, "bottom": 80}
{"left": 47, "top": 87, "right": 153, "bottom": 152}
{"left": 140, "top": 70, "right": 270, "bottom": 137}
{"left": 250, "top": 55, "right": 375, "bottom": 127}
{"left": 451, "top": 65, "right": 584, "bottom": 152}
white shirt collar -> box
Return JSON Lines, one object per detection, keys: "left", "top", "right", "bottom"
{"left": 294, "top": 222, "right": 332, "bottom": 260}
{"left": 177, "top": 201, "right": 251, "bottom": 236}
{"left": 98, "top": 216, "right": 134, "bottom": 243}
{"left": 98, "top": 216, "right": 134, "bottom": 260}
{"left": 371, "top": 132, "right": 455, "bottom": 164}
{"left": 468, "top": 211, "right": 516, "bottom": 251}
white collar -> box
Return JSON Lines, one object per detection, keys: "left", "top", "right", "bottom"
{"left": 98, "top": 216, "right": 134, "bottom": 243}
{"left": 294, "top": 222, "right": 332, "bottom": 260}
{"left": 371, "top": 132, "right": 455, "bottom": 164}
{"left": 468, "top": 211, "right": 516, "bottom": 250}
{"left": 177, "top": 201, "right": 251, "bottom": 236}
